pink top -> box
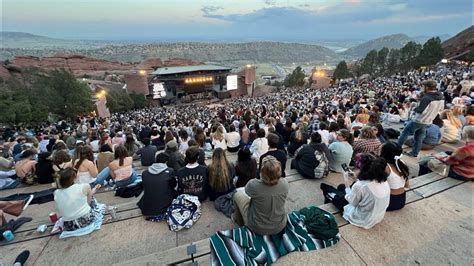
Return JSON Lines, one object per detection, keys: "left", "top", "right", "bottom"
{"left": 113, "top": 165, "right": 133, "bottom": 181}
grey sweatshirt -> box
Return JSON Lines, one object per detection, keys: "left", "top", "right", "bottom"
{"left": 413, "top": 92, "right": 444, "bottom": 124}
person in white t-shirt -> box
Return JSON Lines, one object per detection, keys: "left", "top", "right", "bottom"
{"left": 226, "top": 124, "right": 241, "bottom": 153}
{"left": 321, "top": 153, "right": 390, "bottom": 229}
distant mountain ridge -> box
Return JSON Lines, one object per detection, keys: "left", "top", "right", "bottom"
{"left": 342, "top": 33, "right": 413, "bottom": 58}
{"left": 0, "top": 32, "right": 341, "bottom": 64}
{"left": 0, "top": 31, "right": 109, "bottom": 49}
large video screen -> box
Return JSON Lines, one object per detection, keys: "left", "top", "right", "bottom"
{"left": 152, "top": 83, "right": 167, "bottom": 99}
{"left": 226, "top": 75, "right": 238, "bottom": 91}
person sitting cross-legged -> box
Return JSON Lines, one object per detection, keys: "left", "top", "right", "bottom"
{"left": 232, "top": 156, "right": 289, "bottom": 235}
{"left": 138, "top": 152, "right": 177, "bottom": 216}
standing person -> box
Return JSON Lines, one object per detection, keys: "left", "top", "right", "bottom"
{"left": 397, "top": 80, "right": 444, "bottom": 157}
{"left": 379, "top": 142, "right": 409, "bottom": 211}
{"left": 320, "top": 153, "right": 390, "bottom": 229}
{"left": 259, "top": 133, "right": 287, "bottom": 177}
{"left": 207, "top": 148, "right": 235, "bottom": 201}
{"left": 135, "top": 138, "right": 158, "bottom": 167}
{"left": 138, "top": 153, "right": 177, "bottom": 216}
{"left": 232, "top": 156, "right": 289, "bottom": 235}
{"left": 176, "top": 147, "right": 208, "bottom": 201}
{"left": 234, "top": 148, "right": 258, "bottom": 188}
{"left": 328, "top": 129, "right": 354, "bottom": 173}
{"left": 109, "top": 145, "right": 138, "bottom": 188}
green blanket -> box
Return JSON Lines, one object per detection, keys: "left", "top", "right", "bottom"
{"left": 210, "top": 210, "right": 340, "bottom": 265}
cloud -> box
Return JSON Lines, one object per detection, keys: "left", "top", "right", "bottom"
{"left": 201, "top": 6, "right": 224, "bottom": 16}
{"left": 263, "top": 0, "right": 276, "bottom": 5}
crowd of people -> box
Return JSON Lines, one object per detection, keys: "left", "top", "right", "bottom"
{"left": 1, "top": 61, "right": 473, "bottom": 238}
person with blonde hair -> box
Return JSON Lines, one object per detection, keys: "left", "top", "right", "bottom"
{"left": 440, "top": 109, "right": 462, "bottom": 143}
{"left": 207, "top": 148, "right": 235, "bottom": 201}
{"left": 232, "top": 156, "right": 288, "bottom": 235}
{"left": 212, "top": 125, "right": 227, "bottom": 150}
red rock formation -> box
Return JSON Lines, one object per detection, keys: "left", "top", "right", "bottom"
{"left": 7, "top": 55, "right": 201, "bottom": 76}
{"left": 0, "top": 65, "right": 12, "bottom": 79}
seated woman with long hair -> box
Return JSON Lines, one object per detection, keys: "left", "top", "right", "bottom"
{"left": 207, "top": 148, "right": 235, "bottom": 201}
{"left": 234, "top": 148, "right": 258, "bottom": 188}
{"left": 441, "top": 109, "right": 462, "bottom": 143}
{"left": 73, "top": 146, "right": 109, "bottom": 188}
{"left": 109, "top": 145, "right": 139, "bottom": 188}
{"left": 232, "top": 156, "right": 288, "bottom": 235}
{"left": 54, "top": 167, "right": 104, "bottom": 238}
{"left": 380, "top": 142, "right": 409, "bottom": 211}
{"left": 320, "top": 153, "right": 390, "bottom": 229}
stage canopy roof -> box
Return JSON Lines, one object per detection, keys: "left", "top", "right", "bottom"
{"left": 152, "top": 64, "right": 231, "bottom": 76}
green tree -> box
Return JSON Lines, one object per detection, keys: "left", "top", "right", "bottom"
{"left": 387, "top": 49, "right": 401, "bottom": 74}
{"left": 417, "top": 37, "right": 443, "bottom": 67}
{"left": 333, "top": 61, "right": 351, "bottom": 80}
{"left": 376, "top": 47, "right": 390, "bottom": 74}
{"left": 106, "top": 90, "right": 134, "bottom": 112}
{"left": 129, "top": 92, "right": 149, "bottom": 109}
{"left": 400, "top": 41, "right": 422, "bottom": 71}
{"left": 283, "top": 66, "right": 306, "bottom": 87}
{"left": 361, "top": 50, "right": 378, "bottom": 75}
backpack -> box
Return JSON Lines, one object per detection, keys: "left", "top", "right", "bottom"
{"left": 298, "top": 206, "right": 339, "bottom": 240}
{"left": 385, "top": 128, "right": 400, "bottom": 139}
{"left": 167, "top": 194, "right": 201, "bottom": 232}
{"left": 313, "top": 149, "right": 329, "bottom": 179}
{"left": 115, "top": 182, "right": 143, "bottom": 198}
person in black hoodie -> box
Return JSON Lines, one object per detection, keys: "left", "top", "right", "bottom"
{"left": 138, "top": 152, "right": 177, "bottom": 216}
{"left": 176, "top": 147, "right": 208, "bottom": 201}
{"left": 259, "top": 133, "right": 287, "bottom": 177}
{"left": 35, "top": 152, "right": 54, "bottom": 184}
{"left": 291, "top": 132, "right": 331, "bottom": 179}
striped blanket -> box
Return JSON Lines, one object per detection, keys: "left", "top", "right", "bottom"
{"left": 210, "top": 211, "right": 340, "bottom": 265}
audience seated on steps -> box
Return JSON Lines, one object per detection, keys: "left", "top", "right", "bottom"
{"left": 138, "top": 152, "right": 177, "bottom": 217}
{"left": 54, "top": 167, "right": 104, "bottom": 238}
{"left": 134, "top": 138, "right": 158, "bottom": 167}
{"left": 109, "top": 145, "right": 140, "bottom": 189}
{"left": 259, "top": 133, "right": 287, "bottom": 177}
{"left": 233, "top": 155, "right": 289, "bottom": 235}
{"left": 73, "top": 146, "right": 110, "bottom": 188}
{"left": 291, "top": 132, "right": 330, "bottom": 179}
{"left": 234, "top": 148, "right": 257, "bottom": 188}
{"left": 419, "top": 125, "right": 474, "bottom": 181}
{"left": 96, "top": 144, "right": 115, "bottom": 172}
{"left": 321, "top": 153, "right": 390, "bottom": 229}
{"left": 328, "top": 129, "right": 353, "bottom": 173}
{"left": 440, "top": 110, "right": 462, "bottom": 143}
{"left": 206, "top": 148, "right": 235, "bottom": 201}
{"left": 176, "top": 146, "right": 209, "bottom": 202}
{"left": 379, "top": 142, "right": 410, "bottom": 211}
{"left": 164, "top": 140, "right": 185, "bottom": 172}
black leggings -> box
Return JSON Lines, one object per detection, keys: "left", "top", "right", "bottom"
{"left": 0, "top": 188, "right": 56, "bottom": 205}
{"left": 387, "top": 192, "right": 406, "bottom": 211}
{"left": 320, "top": 183, "right": 349, "bottom": 212}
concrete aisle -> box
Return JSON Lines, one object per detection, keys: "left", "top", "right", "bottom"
{"left": 275, "top": 182, "right": 473, "bottom": 265}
